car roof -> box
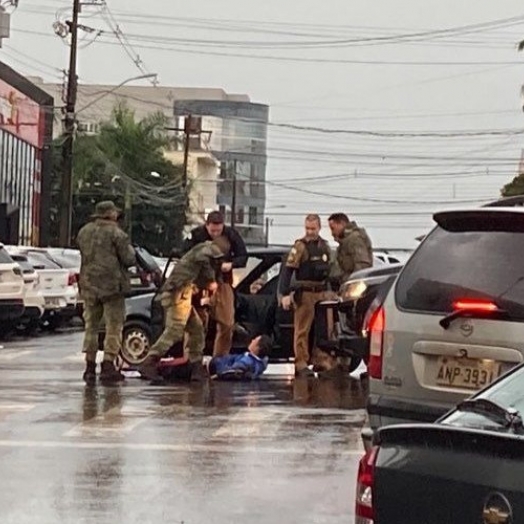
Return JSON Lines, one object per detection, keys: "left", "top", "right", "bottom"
{"left": 246, "top": 245, "right": 289, "bottom": 257}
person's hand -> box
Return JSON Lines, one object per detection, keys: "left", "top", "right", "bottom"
{"left": 281, "top": 295, "right": 292, "bottom": 311}
{"left": 200, "top": 297, "right": 211, "bottom": 306}
{"left": 207, "top": 281, "right": 218, "bottom": 293}
{"left": 221, "top": 262, "right": 233, "bottom": 273}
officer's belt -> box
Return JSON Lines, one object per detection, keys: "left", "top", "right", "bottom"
{"left": 295, "top": 283, "right": 326, "bottom": 293}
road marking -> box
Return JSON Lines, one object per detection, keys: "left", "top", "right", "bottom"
{"left": 213, "top": 409, "right": 287, "bottom": 438}
{"left": 64, "top": 353, "right": 104, "bottom": 363}
{"left": 64, "top": 405, "right": 148, "bottom": 438}
{"left": 0, "top": 350, "right": 34, "bottom": 361}
{"left": 0, "top": 402, "right": 36, "bottom": 421}
{"left": 0, "top": 439, "right": 364, "bottom": 455}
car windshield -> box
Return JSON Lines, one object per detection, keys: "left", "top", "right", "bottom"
{"left": 50, "top": 253, "right": 80, "bottom": 269}
{"left": 445, "top": 365, "right": 524, "bottom": 433}
{"left": 25, "top": 252, "right": 61, "bottom": 270}
{"left": 10, "top": 255, "right": 34, "bottom": 273}
{"left": 396, "top": 222, "right": 524, "bottom": 320}
{"left": 0, "top": 247, "right": 13, "bottom": 264}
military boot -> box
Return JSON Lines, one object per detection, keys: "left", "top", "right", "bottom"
{"left": 138, "top": 354, "right": 162, "bottom": 381}
{"left": 83, "top": 362, "right": 97, "bottom": 384}
{"left": 190, "top": 361, "right": 207, "bottom": 382}
{"left": 100, "top": 361, "right": 125, "bottom": 384}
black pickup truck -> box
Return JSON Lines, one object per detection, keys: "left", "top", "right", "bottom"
{"left": 356, "top": 362, "right": 524, "bottom": 524}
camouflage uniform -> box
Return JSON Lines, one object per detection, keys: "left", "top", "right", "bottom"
{"left": 146, "top": 241, "right": 224, "bottom": 362}
{"left": 334, "top": 222, "right": 373, "bottom": 285}
{"left": 77, "top": 202, "right": 136, "bottom": 365}
{"left": 333, "top": 222, "right": 373, "bottom": 372}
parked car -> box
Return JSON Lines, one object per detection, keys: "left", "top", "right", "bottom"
{"left": 6, "top": 247, "right": 78, "bottom": 329}
{"left": 314, "top": 263, "right": 403, "bottom": 367}
{"left": 356, "top": 361, "right": 524, "bottom": 524}
{"left": 113, "top": 246, "right": 402, "bottom": 368}
{"left": 366, "top": 205, "right": 524, "bottom": 441}
{"left": 0, "top": 243, "right": 25, "bottom": 335}
{"left": 10, "top": 253, "right": 45, "bottom": 334}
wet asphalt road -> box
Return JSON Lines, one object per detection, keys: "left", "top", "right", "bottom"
{"left": 0, "top": 331, "right": 368, "bottom": 524}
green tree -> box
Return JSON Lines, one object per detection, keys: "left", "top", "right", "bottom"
{"left": 50, "top": 104, "right": 186, "bottom": 255}
{"left": 501, "top": 172, "right": 524, "bottom": 197}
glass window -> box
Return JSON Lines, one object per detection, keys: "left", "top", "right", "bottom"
{"left": 396, "top": 214, "right": 524, "bottom": 319}
{"left": 0, "top": 246, "right": 14, "bottom": 264}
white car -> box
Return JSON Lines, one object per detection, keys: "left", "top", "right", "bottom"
{"left": 6, "top": 247, "right": 77, "bottom": 329}
{"left": 10, "top": 253, "right": 45, "bottom": 333}
{"left": 0, "top": 243, "right": 25, "bottom": 335}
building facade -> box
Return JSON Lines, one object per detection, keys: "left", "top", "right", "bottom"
{"left": 174, "top": 100, "right": 269, "bottom": 245}
{"left": 0, "top": 63, "right": 53, "bottom": 246}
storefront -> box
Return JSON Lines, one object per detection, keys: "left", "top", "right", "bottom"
{"left": 0, "top": 61, "right": 53, "bottom": 246}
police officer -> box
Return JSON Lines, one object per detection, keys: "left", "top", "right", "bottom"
{"left": 328, "top": 213, "right": 373, "bottom": 373}
{"left": 183, "top": 211, "right": 247, "bottom": 357}
{"left": 328, "top": 213, "right": 373, "bottom": 287}
{"left": 279, "top": 214, "right": 333, "bottom": 377}
{"left": 77, "top": 200, "right": 136, "bottom": 384}
{"left": 138, "top": 238, "right": 228, "bottom": 382}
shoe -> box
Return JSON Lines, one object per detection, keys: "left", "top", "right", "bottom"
{"left": 138, "top": 354, "right": 162, "bottom": 381}
{"left": 100, "top": 361, "right": 125, "bottom": 384}
{"left": 83, "top": 362, "right": 97, "bottom": 384}
{"left": 295, "top": 367, "right": 315, "bottom": 378}
{"left": 190, "top": 362, "right": 208, "bottom": 382}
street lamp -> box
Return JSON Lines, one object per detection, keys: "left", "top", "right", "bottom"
{"left": 76, "top": 73, "right": 158, "bottom": 114}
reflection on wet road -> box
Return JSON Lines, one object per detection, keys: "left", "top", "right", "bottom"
{"left": 0, "top": 332, "right": 367, "bottom": 524}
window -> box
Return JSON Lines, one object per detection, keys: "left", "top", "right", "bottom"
{"left": 396, "top": 215, "right": 524, "bottom": 319}
{"left": 249, "top": 207, "right": 258, "bottom": 225}
{"left": 0, "top": 246, "right": 13, "bottom": 264}
{"left": 236, "top": 208, "right": 244, "bottom": 224}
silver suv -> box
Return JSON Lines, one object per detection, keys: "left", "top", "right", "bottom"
{"left": 368, "top": 205, "right": 524, "bottom": 432}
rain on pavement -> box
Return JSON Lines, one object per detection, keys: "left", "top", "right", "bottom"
{"left": 0, "top": 331, "right": 367, "bottom": 524}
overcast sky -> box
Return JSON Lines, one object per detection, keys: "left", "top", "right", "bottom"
{"left": 5, "top": 0, "right": 524, "bottom": 248}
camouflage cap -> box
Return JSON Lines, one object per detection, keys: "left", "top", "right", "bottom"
{"left": 92, "top": 200, "right": 120, "bottom": 219}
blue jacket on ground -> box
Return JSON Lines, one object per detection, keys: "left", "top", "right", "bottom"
{"left": 211, "top": 352, "right": 268, "bottom": 380}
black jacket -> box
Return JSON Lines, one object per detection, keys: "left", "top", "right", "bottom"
{"left": 183, "top": 225, "right": 248, "bottom": 269}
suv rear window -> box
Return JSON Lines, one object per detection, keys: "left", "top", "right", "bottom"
{"left": 396, "top": 219, "right": 524, "bottom": 319}
{"left": 0, "top": 247, "right": 13, "bottom": 264}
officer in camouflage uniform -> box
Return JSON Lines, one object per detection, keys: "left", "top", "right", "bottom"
{"left": 328, "top": 212, "right": 373, "bottom": 286}
{"left": 77, "top": 201, "right": 136, "bottom": 384}
{"left": 279, "top": 214, "right": 334, "bottom": 378}
{"left": 328, "top": 213, "right": 374, "bottom": 373}
{"left": 138, "top": 238, "right": 227, "bottom": 382}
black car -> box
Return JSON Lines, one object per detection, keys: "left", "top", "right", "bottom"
{"left": 356, "top": 362, "right": 524, "bottom": 524}
{"left": 116, "top": 246, "right": 402, "bottom": 368}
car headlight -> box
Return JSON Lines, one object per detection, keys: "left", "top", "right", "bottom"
{"left": 341, "top": 280, "right": 368, "bottom": 300}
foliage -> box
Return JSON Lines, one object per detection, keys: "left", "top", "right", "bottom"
{"left": 501, "top": 172, "right": 524, "bottom": 197}
{"left": 50, "top": 104, "right": 186, "bottom": 255}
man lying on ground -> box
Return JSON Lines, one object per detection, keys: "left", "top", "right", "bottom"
{"left": 207, "top": 335, "right": 272, "bottom": 381}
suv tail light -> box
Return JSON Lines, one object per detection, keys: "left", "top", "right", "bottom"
{"left": 68, "top": 273, "right": 78, "bottom": 286}
{"left": 355, "top": 446, "right": 379, "bottom": 524}
{"left": 367, "top": 307, "right": 385, "bottom": 379}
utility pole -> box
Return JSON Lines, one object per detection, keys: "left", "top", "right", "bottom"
{"left": 124, "top": 181, "right": 132, "bottom": 239}
{"left": 58, "top": 0, "right": 80, "bottom": 247}
{"left": 265, "top": 216, "right": 270, "bottom": 246}
{"left": 231, "top": 169, "right": 237, "bottom": 229}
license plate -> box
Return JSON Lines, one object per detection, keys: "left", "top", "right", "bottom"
{"left": 130, "top": 278, "right": 141, "bottom": 286}
{"left": 436, "top": 357, "right": 501, "bottom": 389}
{"left": 45, "top": 298, "right": 61, "bottom": 307}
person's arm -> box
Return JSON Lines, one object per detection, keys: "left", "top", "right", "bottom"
{"left": 278, "top": 266, "right": 295, "bottom": 297}
{"left": 114, "top": 230, "right": 136, "bottom": 268}
{"left": 182, "top": 227, "right": 200, "bottom": 255}
{"left": 337, "top": 238, "right": 356, "bottom": 279}
{"left": 228, "top": 228, "right": 248, "bottom": 268}
{"left": 279, "top": 241, "right": 304, "bottom": 309}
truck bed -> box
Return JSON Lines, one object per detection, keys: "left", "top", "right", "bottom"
{"left": 374, "top": 424, "right": 524, "bottom": 523}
